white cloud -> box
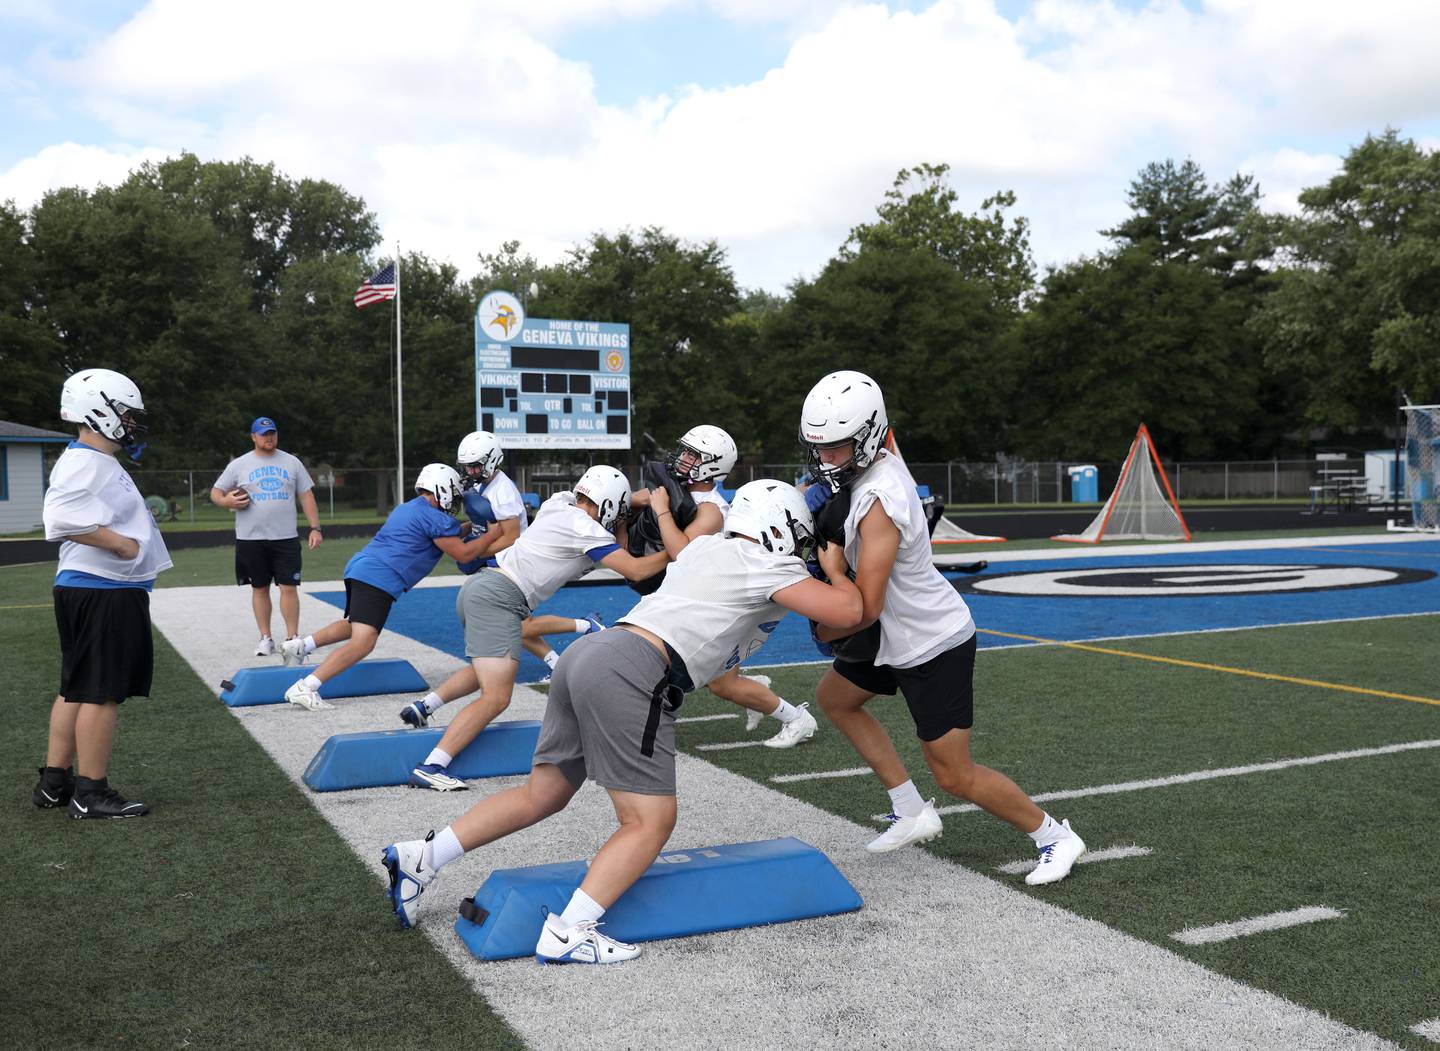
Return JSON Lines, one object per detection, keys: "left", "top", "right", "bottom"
{"left": 0, "top": 141, "right": 170, "bottom": 206}
{"left": 8, "top": 0, "right": 1440, "bottom": 289}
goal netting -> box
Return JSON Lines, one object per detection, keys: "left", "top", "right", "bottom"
{"left": 929, "top": 506, "right": 1005, "bottom": 544}
{"left": 1052, "top": 423, "right": 1191, "bottom": 543}
{"left": 1391, "top": 404, "right": 1440, "bottom": 533}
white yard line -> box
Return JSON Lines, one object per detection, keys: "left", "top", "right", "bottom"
{"left": 771, "top": 766, "right": 874, "bottom": 784}
{"left": 998, "top": 844, "right": 1152, "bottom": 876}
{"left": 694, "top": 740, "right": 767, "bottom": 751}
{"left": 152, "top": 584, "right": 1399, "bottom": 1051}
{"left": 675, "top": 713, "right": 739, "bottom": 724}
{"left": 1409, "top": 1018, "right": 1440, "bottom": 1043}
{"left": 1172, "top": 907, "right": 1345, "bottom": 946}
{"left": 874, "top": 739, "right": 1440, "bottom": 820}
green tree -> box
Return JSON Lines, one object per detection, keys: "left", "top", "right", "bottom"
{"left": 844, "top": 163, "right": 1035, "bottom": 313}
{"left": 1254, "top": 129, "right": 1440, "bottom": 426}
{"left": 0, "top": 201, "right": 63, "bottom": 426}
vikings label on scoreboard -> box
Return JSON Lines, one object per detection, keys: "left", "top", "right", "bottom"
{"left": 473, "top": 290, "right": 631, "bottom": 449}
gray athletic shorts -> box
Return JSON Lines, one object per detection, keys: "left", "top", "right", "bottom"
{"left": 533, "top": 629, "right": 681, "bottom": 796}
{"left": 456, "top": 569, "right": 531, "bottom": 660}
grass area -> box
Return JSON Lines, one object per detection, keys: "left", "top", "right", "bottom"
{"left": 0, "top": 556, "right": 521, "bottom": 1049}
{"left": 677, "top": 615, "right": 1440, "bottom": 1049}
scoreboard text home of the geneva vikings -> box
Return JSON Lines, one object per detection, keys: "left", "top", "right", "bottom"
{"left": 473, "top": 289, "right": 631, "bottom": 449}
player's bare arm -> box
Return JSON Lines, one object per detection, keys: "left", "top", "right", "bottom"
{"left": 61, "top": 526, "right": 140, "bottom": 560}
{"left": 599, "top": 547, "right": 672, "bottom": 582}
{"left": 773, "top": 546, "right": 863, "bottom": 630}
{"left": 434, "top": 532, "right": 497, "bottom": 562}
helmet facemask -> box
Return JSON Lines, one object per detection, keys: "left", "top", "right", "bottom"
{"left": 104, "top": 397, "right": 149, "bottom": 463}
{"left": 664, "top": 439, "right": 717, "bottom": 484}
{"left": 802, "top": 418, "right": 879, "bottom": 493}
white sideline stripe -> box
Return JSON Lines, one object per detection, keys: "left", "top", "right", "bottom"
{"left": 695, "top": 740, "right": 767, "bottom": 751}
{"left": 676, "top": 713, "right": 739, "bottom": 724}
{"left": 1410, "top": 1018, "right": 1440, "bottom": 1042}
{"left": 872, "top": 738, "right": 1440, "bottom": 820}
{"left": 770, "top": 766, "right": 875, "bottom": 784}
{"left": 1171, "top": 906, "right": 1345, "bottom": 946}
{"left": 998, "top": 844, "right": 1152, "bottom": 876}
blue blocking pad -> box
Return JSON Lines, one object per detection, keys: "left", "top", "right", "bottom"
{"left": 454, "top": 837, "right": 862, "bottom": 960}
{"left": 302, "top": 721, "right": 541, "bottom": 791}
{"left": 218, "top": 660, "right": 428, "bottom": 707}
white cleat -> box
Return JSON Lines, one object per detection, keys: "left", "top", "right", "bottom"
{"left": 381, "top": 832, "right": 437, "bottom": 929}
{"left": 762, "top": 703, "right": 818, "bottom": 749}
{"left": 742, "top": 674, "right": 771, "bottom": 731}
{"left": 279, "top": 637, "right": 308, "bottom": 667}
{"left": 534, "top": 914, "right": 640, "bottom": 965}
{"left": 866, "top": 799, "right": 943, "bottom": 853}
{"left": 1025, "top": 820, "right": 1086, "bottom": 886}
{"left": 284, "top": 679, "right": 334, "bottom": 711}
{"left": 254, "top": 636, "right": 275, "bottom": 657}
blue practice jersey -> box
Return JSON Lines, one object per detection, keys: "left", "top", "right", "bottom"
{"left": 344, "top": 496, "right": 464, "bottom": 598}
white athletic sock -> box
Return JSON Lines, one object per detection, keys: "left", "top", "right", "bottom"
{"left": 302, "top": 635, "right": 317, "bottom": 654}
{"left": 771, "top": 698, "right": 801, "bottom": 724}
{"left": 420, "top": 691, "right": 445, "bottom": 715}
{"left": 558, "top": 888, "right": 605, "bottom": 929}
{"left": 544, "top": 650, "right": 560, "bottom": 670}
{"left": 887, "top": 780, "right": 926, "bottom": 819}
{"left": 302, "top": 673, "right": 323, "bottom": 690}
{"left": 573, "top": 618, "right": 591, "bottom": 635}
{"left": 1029, "top": 813, "right": 1065, "bottom": 845}
{"left": 430, "top": 826, "right": 464, "bottom": 870}
{"left": 424, "top": 747, "right": 453, "bottom": 769}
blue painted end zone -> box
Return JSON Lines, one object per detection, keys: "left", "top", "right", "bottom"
{"left": 454, "top": 837, "right": 863, "bottom": 960}
{"left": 314, "top": 541, "right": 1440, "bottom": 671}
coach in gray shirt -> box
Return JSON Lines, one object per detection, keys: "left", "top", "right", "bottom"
{"left": 210, "top": 417, "right": 323, "bottom": 657}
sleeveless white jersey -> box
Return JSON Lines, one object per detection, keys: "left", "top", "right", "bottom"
{"left": 844, "top": 449, "right": 973, "bottom": 668}
{"left": 482, "top": 471, "right": 528, "bottom": 535}
{"left": 621, "top": 533, "right": 810, "bottom": 688}
{"left": 690, "top": 485, "right": 730, "bottom": 525}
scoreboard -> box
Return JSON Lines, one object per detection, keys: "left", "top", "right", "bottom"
{"left": 473, "top": 290, "right": 631, "bottom": 449}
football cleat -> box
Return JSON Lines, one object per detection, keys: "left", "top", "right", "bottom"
{"left": 254, "top": 636, "right": 275, "bottom": 657}
{"left": 583, "top": 613, "right": 605, "bottom": 635}
{"left": 866, "top": 799, "right": 943, "bottom": 853}
{"left": 68, "top": 783, "right": 150, "bottom": 819}
{"left": 399, "top": 701, "right": 430, "bottom": 729}
{"left": 534, "top": 914, "right": 640, "bottom": 965}
{"left": 762, "top": 703, "right": 818, "bottom": 749}
{"left": 284, "top": 679, "right": 334, "bottom": 711}
{"left": 382, "top": 832, "right": 437, "bottom": 929}
{"left": 279, "top": 637, "right": 308, "bottom": 666}
{"left": 1025, "top": 820, "right": 1086, "bottom": 886}
{"left": 32, "top": 766, "right": 76, "bottom": 809}
{"left": 408, "top": 764, "right": 468, "bottom": 792}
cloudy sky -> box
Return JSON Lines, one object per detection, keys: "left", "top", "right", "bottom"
{"left": 2, "top": 0, "right": 1438, "bottom": 292}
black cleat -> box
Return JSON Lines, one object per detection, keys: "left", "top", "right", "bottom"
{"left": 68, "top": 779, "right": 150, "bottom": 820}
{"left": 32, "top": 766, "right": 76, "bottom": 809}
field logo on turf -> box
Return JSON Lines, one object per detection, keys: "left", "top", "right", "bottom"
{"left": 959, "top": 564, "right": 1435, "bottom": 597}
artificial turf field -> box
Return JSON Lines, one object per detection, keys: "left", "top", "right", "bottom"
{"left": 4, "top": 535, "right": 1438, "bottom": 1048}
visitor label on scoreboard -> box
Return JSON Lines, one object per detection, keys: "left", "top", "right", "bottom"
{"left": 474, "top": 296, "right": 631, "bottom": 449}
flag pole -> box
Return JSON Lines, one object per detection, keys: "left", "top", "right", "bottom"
{"left": 395, "top": 244, "right": 404, "bottom": 505}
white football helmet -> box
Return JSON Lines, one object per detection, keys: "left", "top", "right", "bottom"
{"left": 798, "top": 370, "right": 889, "bottom": 492}
{"left": 725, "top": 479, "right": 817, "bottom": 561}
{"left": 456, "top": 430, "right": 503, "bottom": 487}
{"left": 666, "top": 424, "right": 737, "bottom": 484}
{"left": 414, "top": 463, "right": 463, "bottom": 514}
{"left": 574, "top": 465, "right": 632, "bottom": 532}
{"left": 60, "top": 368, "right": 149, "bottom": 459}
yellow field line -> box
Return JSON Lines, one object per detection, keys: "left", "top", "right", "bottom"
{"left": 0, "top": 602, "right": 50, "bottom": 610}
{"left": 976, "top": 627, "right": 1440, "bottom": 707}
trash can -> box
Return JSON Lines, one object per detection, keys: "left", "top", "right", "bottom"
{"left": 1068, "top": 465, "right": 1098, "bottom": 502}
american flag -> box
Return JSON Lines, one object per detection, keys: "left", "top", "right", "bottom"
{"left": 354, "top": 263, "right": 397, "bottom": 308}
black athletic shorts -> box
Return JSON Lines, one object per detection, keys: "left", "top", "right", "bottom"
{"left": 235, "top": 537, "right": 302, "bottom": 588}
{"left": 53, "top": 586, "right": 153, "bottom": 704}
{"left": 343, "top": 578, "right": 395, "bottom": 631}
{"left": 833, "top": 633, "right": 976, "bottom": 741}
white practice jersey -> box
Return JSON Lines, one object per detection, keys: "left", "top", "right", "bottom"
{"left": 45, "top": 443, "right": 173, "bottom": 583}
{"left": 844, "top": 449, "right": 973, "bottom": 668}
{"left": 495, "top": 492, "right": 617, "bottom": 609}
{"left": 690, "top": 485, "right": 730, "bottom": 525}
{"left": 622, "top": 533, "right": 810, "bottom": 688}
{"left": 482, "top": 471, "right": 528, "bottom": 535}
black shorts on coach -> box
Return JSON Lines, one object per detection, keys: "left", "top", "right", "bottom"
{"left": 343, "top": 578, "right": 396, "bottom": 631}
{"left": 833, "top": 634, "right": 977, "bottom": 741}
{"left": 53, "top": 586, "right": 154, "bottom": 704}
{"left": 235, "top": 537, "right": 303, "bottom": 588}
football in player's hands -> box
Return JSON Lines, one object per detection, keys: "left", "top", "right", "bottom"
{"left": 228, "top": 487, "right": 250, "bottom": 510}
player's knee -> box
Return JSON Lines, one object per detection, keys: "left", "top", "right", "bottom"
{"left": 933, "top": 764, "right": 977, "bottom": 800}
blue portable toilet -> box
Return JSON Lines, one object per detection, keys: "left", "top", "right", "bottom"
{"left": 1068, "top": 465, "right": 1098, "bottom": 503}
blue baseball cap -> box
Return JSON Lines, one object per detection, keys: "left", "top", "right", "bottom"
{"left": 251, "top": 416, "right": 277, "bottom": 434}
